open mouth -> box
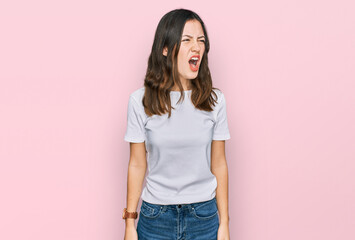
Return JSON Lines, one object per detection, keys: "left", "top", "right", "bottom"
{"left": 188, "top": 55, "right": 200, "bottom": 71}
{"left": 189, "top": 58, "right": 198, "bottom": 66}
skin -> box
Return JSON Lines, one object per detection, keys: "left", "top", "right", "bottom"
{"left": 124, "top": 143, "right": 146, "bottom": 240}
{"left": 211, "top": 140, "right": 231, "bottom": 240}
{"left": 163, "top": 19, "right": 206, "bottom": 91}
{"left": 124, "top": 19, "right": 230, "bottom": 240}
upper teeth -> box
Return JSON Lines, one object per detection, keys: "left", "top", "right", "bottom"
{"left": 191, "top": 57, "right": 199, "bottom": 60}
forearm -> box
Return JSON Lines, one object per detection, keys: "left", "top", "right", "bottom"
{"left": 125, "top": 162, "right": 146, "bottom": 227}
{"left": 212, "top": 162, "right": 229, "bottom": 225}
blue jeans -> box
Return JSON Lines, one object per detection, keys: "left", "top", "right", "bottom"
{"left": 136, "top": 197, "right": 219, "bottom": 240}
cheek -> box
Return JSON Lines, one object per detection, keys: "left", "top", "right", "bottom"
{"left": 178, "top": 55, "right": 188, "bottom": 67}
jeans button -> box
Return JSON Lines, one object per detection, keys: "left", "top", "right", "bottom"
{"left": 178, "top": 205, "right": 182, "bottom": 208}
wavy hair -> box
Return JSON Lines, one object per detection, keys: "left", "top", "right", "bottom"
{"left": 142, "top": 8, "right": 220, "bottom": 118}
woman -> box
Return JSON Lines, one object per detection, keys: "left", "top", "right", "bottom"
{"left": 123, "top": 8, "right": 231, "bottom": 240}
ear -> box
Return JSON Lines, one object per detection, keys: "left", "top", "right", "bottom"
{"left": 162, "top": 46, "right": 168, "bottom": 56}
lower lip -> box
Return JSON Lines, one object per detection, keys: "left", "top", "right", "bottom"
{"left": 189, "top": 61, "right": 199, "bottom": 72}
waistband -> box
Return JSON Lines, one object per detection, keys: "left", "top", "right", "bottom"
{"left": 142, "top": 197, "right": 216, "bottom": 211}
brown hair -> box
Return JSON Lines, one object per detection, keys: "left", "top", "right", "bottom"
{"left": 142, "top": 8, "right": 221, "bottom": 118}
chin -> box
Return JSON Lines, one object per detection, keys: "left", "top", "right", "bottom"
{"left": 186, "top": 75, "right": 197, "bottom": 80}
{"left": 189, "top": 71, "right": 199, "bottom": 77}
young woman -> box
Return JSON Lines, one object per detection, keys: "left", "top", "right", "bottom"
{"left": 123, "top": 8, "right": 231, "bottom": 240}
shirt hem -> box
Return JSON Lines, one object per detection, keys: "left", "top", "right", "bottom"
{"left": 212, "top": 134, "right": 231, "bottom": 140}
{"left": 140, "top": 179, "right": 218, "bottom": 205}
{"left": 124, "top": 136, "right": 145, "bottom": 143}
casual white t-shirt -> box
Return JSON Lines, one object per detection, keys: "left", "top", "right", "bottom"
{"left": 124, "top": 87, "right": 231, "bottom": 204}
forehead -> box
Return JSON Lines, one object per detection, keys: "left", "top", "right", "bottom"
{"left": 182, "top": 19, "right": 204, "bottom": 35}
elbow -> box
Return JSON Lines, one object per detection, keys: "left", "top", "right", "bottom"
{"left": 129, "top": 157, "right": 147, "bottom": 169}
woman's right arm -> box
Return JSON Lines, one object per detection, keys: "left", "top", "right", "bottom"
{"left": 124, "top": 142, "right": 147, "bottom": 239}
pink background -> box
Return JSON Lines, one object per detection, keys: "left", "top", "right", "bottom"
{"left": 1, "top": 1, "right": 354, "bottom": 239}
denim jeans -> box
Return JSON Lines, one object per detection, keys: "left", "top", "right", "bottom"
{"left": 136, "top": 197, "right": 219, "bottom": 240}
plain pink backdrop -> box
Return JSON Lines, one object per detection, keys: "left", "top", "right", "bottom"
{"left": 1, "top": 1, "right": 354, "bottom": 240}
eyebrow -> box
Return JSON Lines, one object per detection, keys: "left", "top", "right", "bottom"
{"left": 182, "top": 35, "right": 205, "bottom": 39}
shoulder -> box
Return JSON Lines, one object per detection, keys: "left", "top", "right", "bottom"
{"left": 212, "top": 88, "right": 226, "bottom": 107}
{"left": 128, "top": 86, "right": 145, "bottom": 105}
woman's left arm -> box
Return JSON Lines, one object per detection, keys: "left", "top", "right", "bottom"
{"left": 211, "top": 140, "right": 230, "bottom": 240}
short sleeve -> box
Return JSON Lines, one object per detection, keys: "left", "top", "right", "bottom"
{"left": 124, "top": 96, "right": 146, "bottom": 143}
{"left": 212, "top": 93, "right": 231, "bottom": 140}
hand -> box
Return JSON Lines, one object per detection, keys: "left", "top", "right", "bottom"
{"left": 124, "top": 225, "right": 138, "bottom": 240}
{"left": 217, "top": 222, "right": 230, "bottom": 240}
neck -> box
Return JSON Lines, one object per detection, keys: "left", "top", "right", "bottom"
{"left": 172, "top": 81, "right": 191, "bottom": 91}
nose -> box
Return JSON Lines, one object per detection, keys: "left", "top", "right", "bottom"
{"left": 191, "top": 39, "right": 201, "bottom": 52}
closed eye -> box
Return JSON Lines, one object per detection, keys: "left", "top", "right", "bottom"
{"left": 182, "top": 39, "right": 205, "bottom": 42}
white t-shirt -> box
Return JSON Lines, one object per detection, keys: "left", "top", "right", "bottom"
{"left": 124, "top": 87, "right": 231, "bottom": 204}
